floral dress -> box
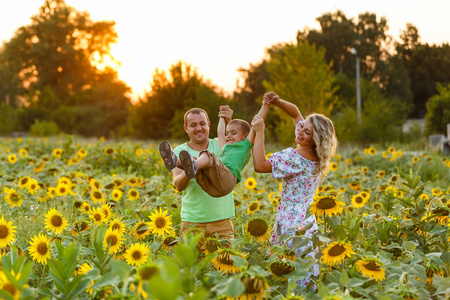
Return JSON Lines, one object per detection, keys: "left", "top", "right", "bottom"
{"left": 268, "top": 147, "right": 320, "bottom": 288}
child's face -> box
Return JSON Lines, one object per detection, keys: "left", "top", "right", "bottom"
{"left": 225, "top": 124, "right": 248, "bottom": 144}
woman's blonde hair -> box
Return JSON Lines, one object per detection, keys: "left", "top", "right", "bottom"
{"left": 307, "top": 113, "right": 338, "bottom": 179}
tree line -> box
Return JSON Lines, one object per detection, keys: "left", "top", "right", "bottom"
{"left": 1, "top": 0, "right": 449, "bottom": 145}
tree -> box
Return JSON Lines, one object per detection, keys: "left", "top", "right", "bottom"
{"left": 424, "top": 83, "right": 450, "bottom": 135}
{"left": 129, "top": 61, "right": 230, "bottom": 140}
{"left": 0, "top": 0, "right": 130, "bottom": 135}
{"left": 263, "top": 41, "right": 337, "bottom": 145}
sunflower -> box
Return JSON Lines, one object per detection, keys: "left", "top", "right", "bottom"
{"left": 431, "top": 207, "right": 449, "bottom": 225}
{"left": 52, "top": 148, "right": 63, "bottom": 158}
{"left": 100, "top": 204, "right": 113, "bottom": 221}
{"left": 362, "top": 166, "right": 369, "bottom": 174}
{"left": 4, "top": 187, "right": 24, "bottom": 208}
{"left": 135, "top": 148, "right": 144, "bottom": 156}
{"left": 26, "top": 178, "right": 40, "bottom": 194}
{"left": 412, "top": 156, "right": 420, "bottom": 163}
{"left": 244, "top": 177, "right": 257, "bottom": 190}
{"left": 55, "top": 184, "right": 70, "bottom": 197}
{"left": 346, "top": 158, "right": 352, "bottom": 165}
{"left": 103, "top": 228, "right": 123, "bottom": 254}
{"left": 124, "top": 243, "right": 150, "bottom": 267}
{"left": 372, "top": 202, "right": 383, "bottom": 210}
{"left": 148, "top": 207, "right": 173, "bottom": 236}
{"left": 76, "top": 148, "right": 87, "bottom": 158}
{"left": 269, "top": 260, "right": 295, "bottom": 278}
{"left": 7, "top": 154, "right": 17, "bottom": 164}
{"left": 321, "top": 241, "right": 355, "bottom": 266}
{"left": 162, "top": 235, "right": 178, "bottom": 251}
{"left": 0, "top": 270, "right": 21, "bottom": 300}
{"left": 57, "top": 176, "right": 71, "bottom": 186}
{"left": 425, "top": 265, "right": 445, "bottom": 285}
{"left": 377, "top": 170, "right": 386, "bottom": 178}
{"left": 212, "top": 248, "right": 247, "bottom": 274}
{"left": 246, "top": 218, "right": 271, "bottom": 243}
{"left": 113, "top": 179, "right": 124, "bottom": 189}
{"left": 76, "top": 262, "right": 92, "bottom": 275}
{"left": 128, "top": 188, "right": 139, "bottom": 201}
{"left": 109, "top": 217, "right": 126, "bottom": 235}
{"left": 349, "top": 182, "right": 361, "bottom": 191}
{"left": 71, "top": 221, "right": 90, "bottom": 237}
{"left": 127, "top": 177, "right": 141, "bottom": 187}
{"left": 44, "top": 208, "right": 68, "bottom": 234}
{"left": 201, "top": 237, "right": 221, "bottom": 255}
{"left": 387, "top": 147, "right": 395, "bottom": 154}
{"left": 18, "top": 176, "right": 31, "bottom": 188}
{"left": 431, "top": 188, "right": 443, "bottom": 197}
{"left": 355, "top": 257, "right": 385, "bottom": 281}
{"left": 351, "top": 193, "right": 368, "bottom": 208}
{"left": 111, "top": 189, "right": 123, "bottom": 201}
{"left": 104, "top": 147, "right": 115, "bottom": 156}
{"left": 133, "top": 221, "right": 151, "bottom": 240}
{"left": 329, "top": 162, "right": 338, "bottom": 172}
{"left": 18, "top": 148, "right": 28, "bottom": 157}
{"left": 238, "top": 274, "right": 269, "bottom": 300}
{"left": 90, "top": 189, "right": 106, "bottom": 204}
{"left": 28, "top": 233, "right": 51, "bottom": 264}
{"left": 310, "top": 195, "right": 345, "bottom": 217}
{"left": 0, "top": 215, "right": 17, "bottom": 248}
{"left": 80, "top": 202, "right": 91, "bottom": 214}
{"left": 247, "top": 200, "right": 260, "bottom": 216}
{"left": 89, "top": 178, "right": 101, "bottom": 189}
{"left": 90, "top": 207, "right": 107, "bottom": 225}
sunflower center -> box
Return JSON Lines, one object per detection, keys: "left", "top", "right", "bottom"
{"left": 0, "top": 225, "right": 9, "bottom": 238}
{"left": 131, "top": 191, "right": 137, "bottom": 197}
{"left": 136, "top": 224, "right": 147, "bottom": 235}
{"left": 112, "top": 223, "right": 121, "bottom": 231}
{"left": 249, "top": 203, "right": 258, "bottom": 211}
{"left": 247, "top": 220, "right": 268, "bottom": 237}
{"left": 155, "top": 217, "right": 166, "bottom": 228}
{"left": 94, "top": 213, "right": 102, "bottom": 221}
{"left": 328, "top": 244, "right": 346, "bottom": 257}
{"left": 139, "top": 266, "right": 158, "bottom": 280}
{"left": 132, "top": 251, "right": 142, "bottom": 260}
{"left": 21, "top": 178, "right": 28, "bottom": 185}
{"left": 60, "top": 187, "right": 66, "bottom": 193}
{"left": 51, "top": 215, "right": 63, "bottom": 227}
{"left": 355, "top": 196, "right": 363, "bottom": 204}
{"left": 37, "top": 242, "right": 48, "bottom": 255}
{"left": 10, "top": 193, "right": 20, "bottom": 202}
{"left": 3, "top": 282, "right": 17, "bottom": 297}
{"left": 270, "top": 261, "right": 294, "bottom": 276}
{"left": 364, "top": 261, "right": 380, "bottom": 271}
{"left": 317, "top": 197, "right": 337, "bottom": 209}
{"left": 217, "top": 252, "right": 233, "bottom": 266}
{"left": 243, "top": 277, "right": 264, "bottom": 294}
{"left": 94, "top": 191, "right": 102, "bottom": 199}
{"left": 106, "top": 235, "right": 118, "bottom": 246}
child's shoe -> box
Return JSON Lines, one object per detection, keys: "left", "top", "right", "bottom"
{"left": 159, "top": 140, "right": 178, "bottom": 170}
{"left": 179, "top": 150, "right": 198, "bottom": 179}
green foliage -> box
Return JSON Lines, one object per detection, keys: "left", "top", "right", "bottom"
{"left": 29, "top": 119, "right": 59, "bottom": 136}
{"left": 424, "top": 83, "right": 450, "bottom": 135}
{"left": 0, "top": 104, "right": 20, "bottom": 135}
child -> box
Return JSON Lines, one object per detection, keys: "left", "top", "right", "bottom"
{"left": 159, "top": 99, "right": 271, "bottom": 197}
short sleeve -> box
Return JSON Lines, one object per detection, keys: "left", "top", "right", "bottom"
{"left": 268, "top": 148, "right": 296, "bottom": 179}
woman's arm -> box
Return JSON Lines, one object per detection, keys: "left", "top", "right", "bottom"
{"left": 269, "top": 94, "right": 303, "bottom": 126}
{"left": 251, "top": 115, "right": 272, "bottom": 173}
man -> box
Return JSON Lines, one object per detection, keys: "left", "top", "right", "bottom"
{"left": 172, "top": 106, "right": 235, "bottom": 242}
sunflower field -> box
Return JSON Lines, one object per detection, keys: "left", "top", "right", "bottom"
{"left": 0, "top": 136, "right": 449, "bottom": 300}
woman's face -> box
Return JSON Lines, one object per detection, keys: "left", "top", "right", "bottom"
{"left": 295, "top": 118, "right": 315, "bottom": 148}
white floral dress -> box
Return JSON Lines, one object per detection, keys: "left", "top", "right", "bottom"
{"left": 269, "top": 147, "right": 320, "bottom": 288}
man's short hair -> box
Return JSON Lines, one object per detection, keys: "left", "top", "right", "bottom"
{"left": 228, "top": 119, "right": 251, "bottom": 134}
{"left": 184, "top": 108, "right": 209, "bottom": 125}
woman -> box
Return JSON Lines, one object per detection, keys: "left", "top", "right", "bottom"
{"left": 251, "top": 92, "right": 338, "bottom": 288}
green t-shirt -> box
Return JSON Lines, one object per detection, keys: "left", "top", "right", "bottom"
{"left": 219, "top": 138, "right": 252, "bottom": 183}
{"left": 173, "top": 138, "right": 235, "bottom": 223}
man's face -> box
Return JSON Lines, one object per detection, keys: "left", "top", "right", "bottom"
{"left": 184, "top": 112, "right": 210, "bottom": 144}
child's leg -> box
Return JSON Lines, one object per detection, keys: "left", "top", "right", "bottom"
{"left": 179, "top": 150, "right": 199, "bottom": 179}
{"left": 195, "top": 152, "right": 211, "bottom": 169}
{"left": 159, "top": 140, "right": 178, "bottom": 170}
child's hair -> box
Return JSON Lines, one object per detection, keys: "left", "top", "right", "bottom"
{"left": 307, "top": 113, "right": 338, "bottom": 179}
{"left": 228, "top": 119, "right": 251, "bottom": 134}
{"left": 184, "top": 108, "right": 210, "bottom": 125}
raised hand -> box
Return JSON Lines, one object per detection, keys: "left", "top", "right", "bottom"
{"left": 251, "top": 115, "right": 265, "bottom": 133}
{"left": 218, "top": 105, "right": 233, "bottom": 123}
{"left": 263, "top": 92, "right": 281, "bottom": 106}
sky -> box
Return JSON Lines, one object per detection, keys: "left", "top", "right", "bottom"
{"left": 1, "top": 0, "right": 450, "bottom": 101}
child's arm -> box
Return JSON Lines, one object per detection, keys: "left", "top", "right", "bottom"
{"left": 247, "top": 103, "right": 269, "bottom": 145}
{"left": 269, "top": 93, "right": 303, "bottom": 125}
{"left": 217, "top": 117, "right": 226, "bottom": 148}
{"left": 251, "top": 115, "right": 272, "bottom": 173}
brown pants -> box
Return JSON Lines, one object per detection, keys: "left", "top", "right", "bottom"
{"left": 179, "top": 218, "right": 234, "bottom": 242}
{"left": 195, "top": 150, "right": 237, "bottom": 197}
